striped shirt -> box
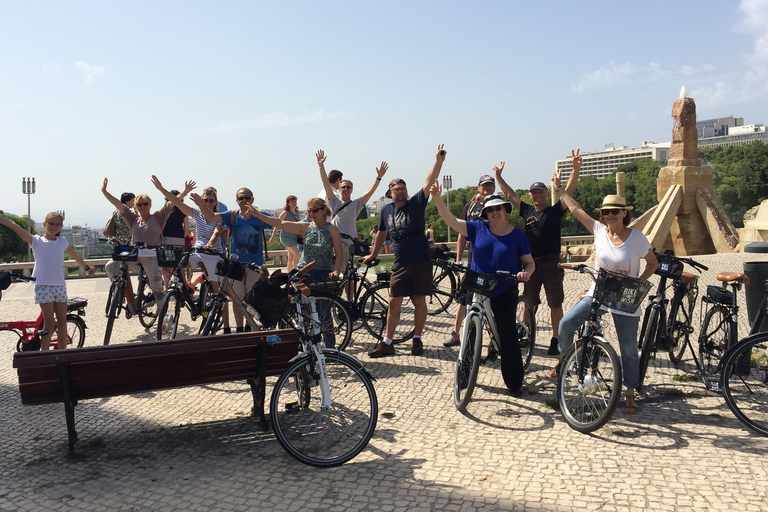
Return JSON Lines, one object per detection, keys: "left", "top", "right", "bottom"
{"left": 193, "top": 208, "right": 225, "bottom": 253}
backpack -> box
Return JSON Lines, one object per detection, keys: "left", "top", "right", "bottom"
{"left": 103, "top": 215, "right": 117, "bottom": 238}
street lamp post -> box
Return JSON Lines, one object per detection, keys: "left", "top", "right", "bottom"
{"left": 22, "top": 177, "right": 36, "bottom": 262}
{"left": 442, "top": 175, "right": 453, "bottom": 243}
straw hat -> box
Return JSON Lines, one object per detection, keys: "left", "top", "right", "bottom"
{"left": 597, "top": 194, "right": 633, "bottom": 211}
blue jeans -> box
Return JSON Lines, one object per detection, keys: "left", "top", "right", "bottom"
{"left": 558, "top": 296, "right": 640, "bottom": 389}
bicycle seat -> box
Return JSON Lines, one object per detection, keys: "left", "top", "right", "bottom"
{"left": 680, "top": 271, "right": 697, "bottom": 284}
{"left": 362, "top": 258, "right": 381, "bottom": 267}
{"left": 716, "top": 272, "right": 750, "bottom": 284}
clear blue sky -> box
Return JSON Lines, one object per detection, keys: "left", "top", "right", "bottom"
{"left": 1, "top": 0, "right": 767, "bottom": 228}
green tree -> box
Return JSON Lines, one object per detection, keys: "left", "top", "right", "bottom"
{"left": 0, "top": 212, "right": 35, "bottom": 262}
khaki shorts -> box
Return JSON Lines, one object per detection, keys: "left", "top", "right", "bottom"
{"left": 389, "top": 258, "right": 433, "bottom": 298}
{"left": 230, "top": 267, "right": 262, "bottom": 300}
{"left": 523, "top": 258, "right": 564, "bottom": 308}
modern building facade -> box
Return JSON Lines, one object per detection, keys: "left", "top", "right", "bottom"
{"left": 556, "top": 142, "right": 671, "bottom": 181}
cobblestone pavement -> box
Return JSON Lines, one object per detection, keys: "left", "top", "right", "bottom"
{"left": 1, "top": 253, "right": 768, "bottom": 511}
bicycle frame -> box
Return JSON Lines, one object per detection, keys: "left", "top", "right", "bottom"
{"left": 463, "top": 292, "right": 502, "bottom": 357}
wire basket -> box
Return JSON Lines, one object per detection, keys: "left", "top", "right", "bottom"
{"left": 594, "top": 269, "right": 652, "bottom": 314}
{"left": 156, "top": 245, "right": 185, "bottom": 268}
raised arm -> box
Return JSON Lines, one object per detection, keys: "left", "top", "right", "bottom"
{"left": 422, "top": 144, "right": 446, "bottom": 197}
{"left": 250, "top": 207, "right": 308, "bottom": 236}
{"left": 563, "top": 148, "right": 581, "bottom": 199}
{"left": 429, "top": 181, "right": 468, "bottom": 237}
{"left": 151, "top": 175, "right": 195, "bottom": 217}
{"left": 552, "top": 173, "right": 595, "bottom": 233}
{"left": 316, "top": 150, "right": 336, "bottom": 201}
{"left": 189, "top": 192, "right": 223, "bottom": 224}
{"left": 493, "top": 162, "right": 522, "bottom": 211}
{"left": 0, "top": 214, "right": 33, "bottom": 245}
{"left": 101, "top": 178, "right": 125, "bottom": 212}
{"left": 359, "top": 162, "right": 388, "bottom": 204}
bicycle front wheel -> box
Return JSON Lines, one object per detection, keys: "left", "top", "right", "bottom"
{"left": 157, "top": 290, "right": 182, "bottom": 340}
{"left": 270, "top": 349, "right": 378, "bottom": 467}
{"left": 517, "top": 295, "right": 536, "bottom": 371}
{"left": 312, "top": 294, "right": 353, "bottom": 351}
{"left": 104, "top": 280, "right": 124, "bottom": 345}
{"left": 669, "top": 287, "right": 695, "bottom": 364}
{"left": 137, "top": 271, "right": 158, "bottom": 329}
{"left": 454, "top": 313, "right": 483, "bottom": 411}
{"left": 699, "top": 305, "right": 730, "bottom": 376}
{"left": 427, "top": 262, "right": 456, "bottom": 316}
{"left": 638, "top": 305, "right": 661, "bottom": 390}
{"left": 360, "top": 283, "right": 415, "bottom": 343}
{"left": 200, "top": 296, "right": 225, "bottom": 336}
{"left": 558, "top": 335, "right": 622, "bottom": 433}
{"left": 721, "top": 334, "right": 768, "bottom": 436}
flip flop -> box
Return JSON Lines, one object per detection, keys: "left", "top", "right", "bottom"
{"left": 548, "top": 361, "right": 561, "bottom": 379}
{"left": 624, "top": 401, "right": 640, "bottom": 414}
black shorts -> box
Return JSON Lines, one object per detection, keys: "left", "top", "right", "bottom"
{"left": 389, "top": 259, "right": 433, "bottom": 298}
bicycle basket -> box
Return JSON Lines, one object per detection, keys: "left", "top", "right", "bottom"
{"left": 215, "top": 259, "right": 246, "bottom": 281}
{"left": 461, "top": 269, "right": 498, "bottom": 297}
{"left": 156, "top": 245, "right": 185, "bottom": 268}
{"left": 244, "top": 278, "right": 291, "bottom": 329}
{"left": 655, "top": 254, "right": 684, "bottom": 279}
{"left": 112, "top": 245, "right": 138, "bottom": 262}
{"left": 594, "top": 269, "right": 652, "bottom": 314}
{"left": 706, "top": 285, "right": 733, "bottom": 305}
{"left": 376, "top": 270, "right": 392, "bottom": 283}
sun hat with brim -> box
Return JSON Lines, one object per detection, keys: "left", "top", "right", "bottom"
{"left": 596, "top": 194, "right": 634, "bottom": 212}
{"left": 480, "top": 195, "right": 513, "bottom": 219}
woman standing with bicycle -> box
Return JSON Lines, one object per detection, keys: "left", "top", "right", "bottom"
{"left": 554, "top": 175, "right": 657, "bottom": 414}
{"left": 430, "top": 182, "right": 535, "bottom": 397}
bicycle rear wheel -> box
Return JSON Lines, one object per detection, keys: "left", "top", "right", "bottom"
{"left": 699, "top": 305, "right": 730, "bottom": 377}
{"left": 103, "top": 280, "right": 125, "bottom": 345}
{"left": 427, "top": 262, "right": 456, "bottom": 316}
{"left": 41, "top": 314, "right": 86, "bottom": 349}
{"left": 668, "top": 288, "right": 695, "bottom": 364}
{"left": 558, "top": 335, "right": 622, "bottom": 433}
{"left": 638, "top": 306, "right": 661, "bottom": 390}
{"left": 360, "top": 283, "right": 415, "bottom": 343}
{"left": 270, "top": 349, "right": 378, "bottom": 467}
{"left": 721, "top": 334, "right": 768, "bottom": 436}
{"left": 157, "top": 290, "right": 182, "bottom": 340}
{"left": 137, "top": 269, "right": 158, "bottom": 328}
{"left": 312, "top": 294, "right": 353, "bottom": 351}
{"left": 517, "top": 295, "right": 536, "bottom": 371}
{"left": 454, "top": 313, "right": 483, "bottom": 411}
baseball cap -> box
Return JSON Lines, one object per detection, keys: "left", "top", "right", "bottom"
{"left": 478, "top": 175, "right": 495, "bottom": 186}
{"left": 529, "top": 182, "right": 548, "bottom": 191}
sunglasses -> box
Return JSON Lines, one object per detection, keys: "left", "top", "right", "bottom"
{"left": 307, "top": 207, "right": 324, "bottom": 214}
{"left": 136, "top": 202, "right": 150, "bottom": 207}
{"left": 203, "top": 198, "right": 216, "bottom": 203}
{"left": 485, "top": 205, "right": 505, "bottom": 213}
{"left": 340, "top": 186, "right": 353, "bottom": 190}
{"left": 237, "top": 196, "right": 252, "bottom": 201}
{"left": 601, "top": 208, "right": 623, "bottom": 216}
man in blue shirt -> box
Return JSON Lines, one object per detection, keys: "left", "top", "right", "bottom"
{"left": 363, "top": 145, "right": 446, "bottom": 357}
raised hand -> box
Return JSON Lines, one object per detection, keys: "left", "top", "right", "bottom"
{"left": 150, "top": 175, "right": 163, "bottom": 190}
{"left": 101, "top": 178, "right": 108, "bottom": 192}
{"left": 184, "top": 180, "right": 197, "bottom": 194}
{"left": 493, "top": 161, "right": 505, "bottom": 175}
{"left": 316, "top": 150, "right": 327, "bottom": 167}
{"left": 436, "top": 144, "right": 446, "bottom": 162}
{"left": 571, "top": 148, "right": 582, "bottom": 170}
{"left": 376, "top": 161, "right": 388, "bottom": 178}
{"left": 429, "top": 180, "right": 443, "bottom": 199}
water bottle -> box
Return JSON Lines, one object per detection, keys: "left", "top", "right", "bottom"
{"left": 267, "top": 335, "right": 281, "bottom": 343}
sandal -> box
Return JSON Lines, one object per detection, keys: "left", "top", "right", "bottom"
{"left": 548, "top": 361, "right": 561, "bottom": 379}
{"left": 624, "top": 393, "right": 639, "bottom": 414}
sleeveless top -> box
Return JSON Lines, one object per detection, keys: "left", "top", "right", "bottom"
{"left": 298, "top": 222, "right": 334, "bottom": 271}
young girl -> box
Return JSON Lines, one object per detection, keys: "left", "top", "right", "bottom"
{"left": 0, "top": 212, "right": 95, "bottom": 349}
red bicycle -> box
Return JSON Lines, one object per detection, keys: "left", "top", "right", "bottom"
{"left": 0, "top": 272, "right": 88, "bottom": 351}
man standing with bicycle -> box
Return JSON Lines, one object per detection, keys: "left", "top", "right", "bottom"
{"left": 363, "top": 144, "right": 446, "bottom": 358}
{"left": 494, "top": 149, "right": 581, "bottom": 356}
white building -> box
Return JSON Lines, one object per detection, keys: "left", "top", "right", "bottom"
{"left": 556, "top": 142, "right": 671, "bottom": 181}
{"left": 698, "top": 124, "right": 767, "bottom": 149}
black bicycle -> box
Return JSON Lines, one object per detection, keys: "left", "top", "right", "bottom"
{"left": 637, "top": 249, "right": 708, "bottom": 389}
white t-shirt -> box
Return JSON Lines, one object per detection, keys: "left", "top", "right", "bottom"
{"left": 588, "top": 220, "right": 651, "bottom": 317}
{"left": 327, "top": 195, "right": 364, "bottom": 243}
{"left": 31, "top": 235, "right": 69, "bottom": 286}
{"left": 317, "top": 187, "right": 342, "bottom": 202}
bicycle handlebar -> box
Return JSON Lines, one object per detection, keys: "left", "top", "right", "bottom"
{"left": 10, "top": 273, "right": 36, "bottom": 283}
{"left": 654, "top": 249, "right": 708, "bottom": 273}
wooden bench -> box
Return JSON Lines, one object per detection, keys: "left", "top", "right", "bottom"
{"left": 13, "top": 330, "right": 300, "bottom": 457}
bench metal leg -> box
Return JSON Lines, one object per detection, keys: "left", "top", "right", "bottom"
{"left": 247, "top": 345, "right": 269, "bottom": 430}
{"left": 58, "top": 363, "right": 78, "bottom": 457}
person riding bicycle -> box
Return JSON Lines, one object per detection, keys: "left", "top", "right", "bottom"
{"left": 102, "top": 178, "right": 193, "bottom": 305}
{"left": 554, "top": 180, "right": 658, "bottom": 414}
{"left": 430, "top": 183, "right": 535, "bottom": 397}
{"left": 0, "top": 212, "right": 95, "bottom": 350}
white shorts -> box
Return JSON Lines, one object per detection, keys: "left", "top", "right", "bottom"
{"left": 188, "top": 251, "right": 224, "bottom": 283}
{"left": 34, "top": 285, "right": 68, "bottom": 304}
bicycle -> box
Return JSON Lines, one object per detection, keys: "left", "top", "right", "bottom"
{"left": 720, "top": 276, "right": 768, "bottom": 436}
{"left": 427, "top": 251, "right": 458, "bottom": 315}
{"left": 0, "top": 273, "right": 87, "bottom": 351}
{"left": 452, "top": 264, "right": 536, "bottom": 411}
{"left": 101, "top": 239, "right": 159, "bottom": 345}
{"left": 156, "top": 246, "right": 218, "bottom": 340}
{"left": 556, "top": 263, "right": 651, "bottom": 433}
{"left": 268, "top": 261, "right": 378, "bottom": 467}
{"left": 637, "top": 249, "right": 708, "bottom": 389}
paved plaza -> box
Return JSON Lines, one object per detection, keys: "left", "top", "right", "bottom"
{"left": 1, "top": 253, "right": 768, "bottom": 511}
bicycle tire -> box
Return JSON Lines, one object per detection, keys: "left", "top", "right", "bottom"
{"left": 196, "top": 279, "right": 213, "bottom": 320}
{"left": 270, "top": 349, "right": 378, "bottom": 467}
{"left": 312, "top": 294, "right": 353, "bottom": 351}
{"left": 558, "top": 335, "right": 622, "bottom": 433}
{"left": 157, "top": 290, "right": 182, "bottom": 340}
{"left": 200, "top": 296, "right": 225, "bottom": 336}
{"left": 137, "top": 269, "right": 158, "bottom": 329}
{"left": 359, "top": 283, "right": 415, "bottom": 343}
{"left": 668, "top": 287, "right": 695, "bottom": 364}
{"left": 103, "top": 280, "right": 125, "bottom": 345}
{"left": 29, "top": 314, "right": 86, "bottom": 350}
{"left": 638, "top": 306, "right": 661, "bottom": 390}
{"left": 721, "top": 333, "right": 768, "bottom": 436}
{"left": 699, "top": 305, "right": 730, "bottom": 376}
{"left": 427, "top": 262, "right": 456, "bottom": 316}
{"left": 517, "top": 295, "right": 536, "bottom": 371}
{"left": 454, "top": 313, "right": 483, "bottom": 411}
